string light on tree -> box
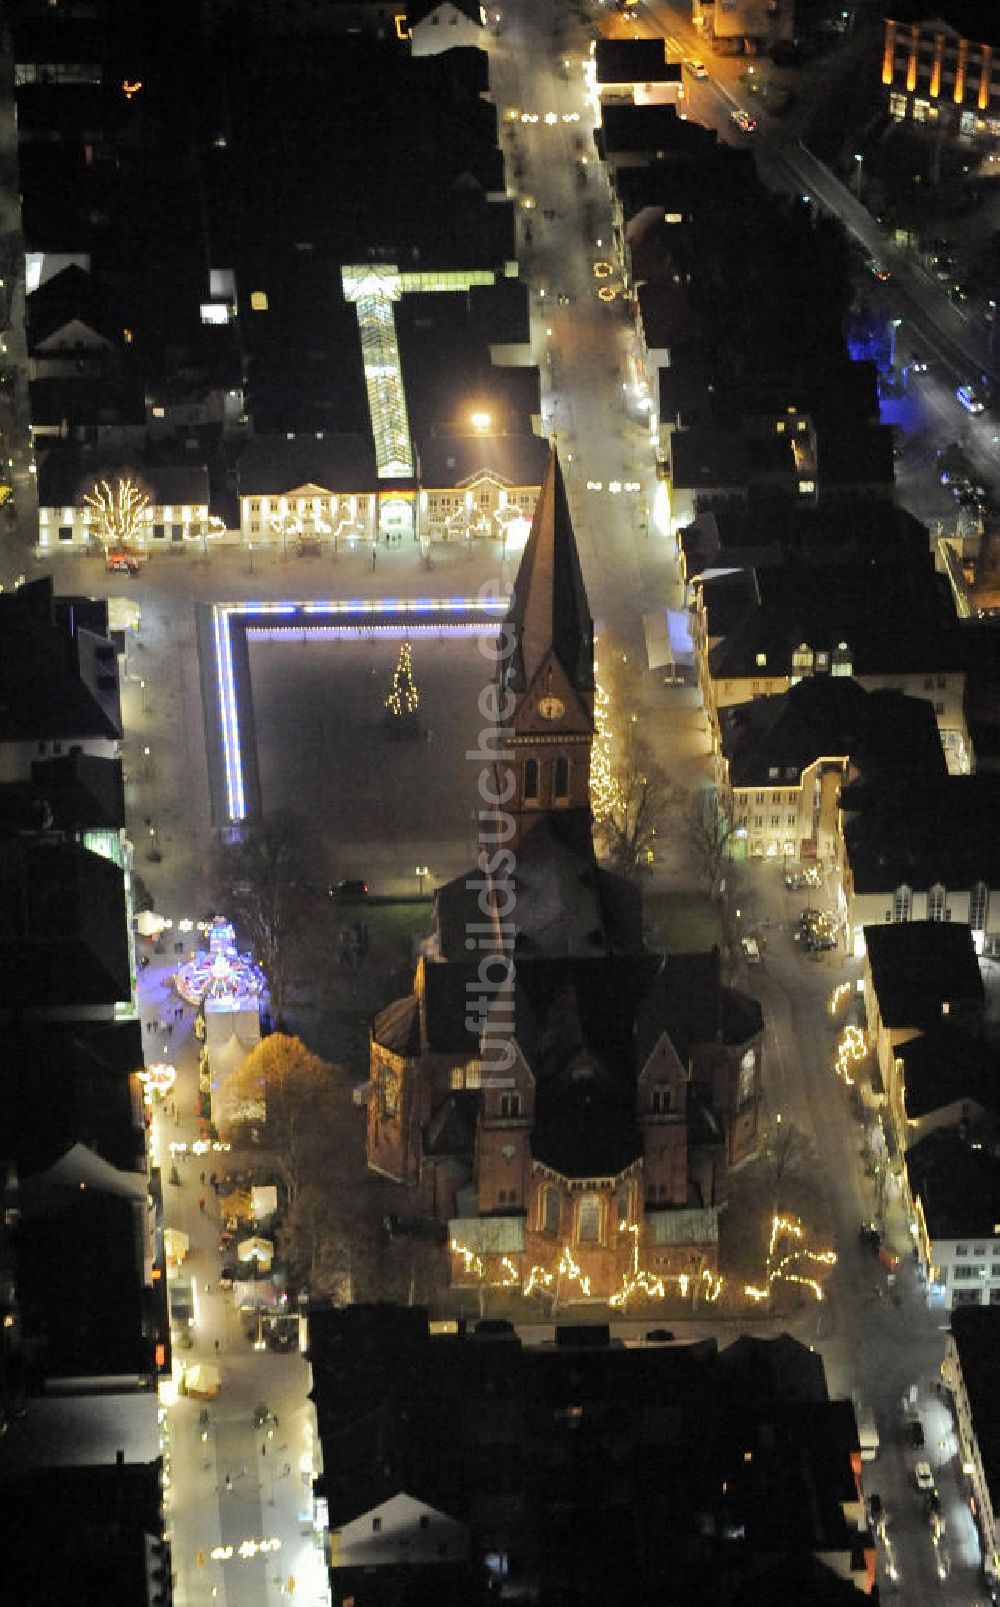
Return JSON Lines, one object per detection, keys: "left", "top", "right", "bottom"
{"left": 744, "top": 1213, "right": 837, "bottom": 1305}
{"left": 834, "top": 1024, "right": 868, "bottom": 1085}
{"left": 827, "top": 982, "right": 852, "bottom": 1017}
{"left": 84, "top": 477, "right": 149, "bottom": 550}
{"left": 590, "top": 657, "right": 622, "bottom": 825}
{"left": 385, "top": 638, "right": 421, "bottom": 733}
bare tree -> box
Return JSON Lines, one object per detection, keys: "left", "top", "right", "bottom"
{"left": 685, "top": 787, "right": 735, "bottom": 897}
{"left": 215, "top": 812, "right": 321, "bottom": 1023}
{"left": 765, "top": 1115, "right": 815, "bottom": 1220}
{"left": 601, "top": 729, "right": 682, "bottom": 879}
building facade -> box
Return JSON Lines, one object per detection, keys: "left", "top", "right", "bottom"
{"left": 883, "top": 12, "right": 1000, "bottom": 142}
{"left": 366, "top": 452, "right": 764, "bottom": 1304}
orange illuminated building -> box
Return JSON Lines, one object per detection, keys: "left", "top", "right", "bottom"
{"left": 883, "top": 9, "right": 1000, "bottom": 135}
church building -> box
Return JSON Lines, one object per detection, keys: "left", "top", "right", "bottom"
{"left": 366, "top": 452, "right": 764, "bottom": 1303}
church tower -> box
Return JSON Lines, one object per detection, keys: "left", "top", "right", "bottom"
{"left": 496, "top": 451, "right": 595, "bottom": 851}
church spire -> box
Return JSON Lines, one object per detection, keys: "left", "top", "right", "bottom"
{"left": 505, "top": 450, "right": 594, "bottom": 695}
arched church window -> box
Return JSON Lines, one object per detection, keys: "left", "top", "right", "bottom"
{"left": 577, "top": 1196, "right": 601, "bottom": 1243}
{"left": 542, "top": 1185, "right": 559, "bottom": 1236}
{"left": 554, "top": 756, "right": 569, "bottom": 800}
{"left": 524, "top": 758, "right": 539, "bottom": 801}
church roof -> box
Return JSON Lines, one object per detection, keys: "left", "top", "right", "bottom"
{"left": 505, "top": 450, "right": 594, "bottom": 695}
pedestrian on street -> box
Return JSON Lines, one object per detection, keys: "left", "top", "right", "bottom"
{"left": 371, "top": 547, "right": 377, "bottom": 570}
{"left": 200, "top": 1171, "right": 206, "bottom": 1185}
{"left": 214, "top": 1339, "right": 220, "bottom": 1354}
{"left": 225, "top": 1474, "right": 233, "bottom": 1493}
{"left": 261, "top": 1444, "right": 266, "bottom": 1458}
{"left": 199, "top": 1196, "right": 206, "bottom": 1213}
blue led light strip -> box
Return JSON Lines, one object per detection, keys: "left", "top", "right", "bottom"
{"left": 211, "top": 597, "right": 507, "bottom": 824}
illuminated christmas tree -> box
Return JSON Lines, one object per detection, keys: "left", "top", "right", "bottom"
{"left": 84, "top": 476, "right": 149, "bottom": 551}
{"left": 384, "top": 639, "right": 421, "bottom": 738}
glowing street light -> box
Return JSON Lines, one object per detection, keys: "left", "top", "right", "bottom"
{"left": 469, "top": 410, "right": 492, "bottom": 432}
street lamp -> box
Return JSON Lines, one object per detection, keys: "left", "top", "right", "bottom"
{"left": 853, "top": 152, "right": 864, "bottom": 200}
{"left": 139, "top": 678, "right": 146, "bottom": 713}
{"left": 415, "top": 864, "right": 429, "bottom": 896}
{"left": 469, "top": 410, "right": 491, "bottom": 433}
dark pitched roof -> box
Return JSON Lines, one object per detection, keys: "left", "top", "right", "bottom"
{"left": 372, "top": 994, "right": 421, "bottom": 1057}
{"left": 408, "top": 0, "right": 482, "bottom": 25}
{"left": 897, "top": 1026, "right": 999, "bottom": 1120}
{"left": 680, "top": 497, "right": 931, "bottom": 580}
{"left": 720, "top": 678, "right": 946, "bottom": 790}
{"left": 416, "top": 431, "right": 550, "bottom": 490}
{"left": 595, "top": 39, "right": 681, "bottom": 84}
{"left": 8, "top": 1019, "right": 145, "bottom": 1175}
{"left": 2, "top": 1462, "right": 162, "bottom": 1607}
{"left": 845, "top": 775, "right": 1000, "bottom": 893}
{"left": 25, "top": 263, "right": 117, "bottom": 350}
{"left": 36, "top": 451, "right": 209, "bottom": 509}
{"left": 906, "top": 1127, "right": 1000, "bottom": 1239}
{"left": 17, "top": 1189, "right": 149, "bottom": 1380}
{"left": 599, "top": 103, "right": 688, "bottom": 158}
{"left": 235, "top": 433, "right": 380, "bottom": 496}
{"left": 423, "top": 1092, "right": 478, "bottom": 1157}
{"left": 0, "top": 838, "right": 130, "bottom": 1009}
{"left": 708, "top": 564, "right": 966, "bottom": 680}
{"left": 949, "top": 1305, "right": 1000, "bottom": 1520}
{"left": 0, "top": 578, "right": 121, "bottom": 743}
{"left": 864, "top": 922, "right": 983, "bottom": 1029}
{"left": 30, "top": 753, "right": 126, "bottom": 831}
{"left": 505, "top": 450, "right": 594, "bottom": 694}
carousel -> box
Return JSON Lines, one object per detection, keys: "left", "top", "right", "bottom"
{"left": 175, "top": 918, "right": 266, "bottom": 1011}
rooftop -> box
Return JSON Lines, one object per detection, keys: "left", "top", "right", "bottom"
{"left": 864, "top": 921, "right": 984, "bottom": 1029}
{"left": 845, "top": 775, "right": 1000, "bottom": 894}
{"left": 0, "top": 578, "right": 120, "bottom": 744}
{"left": 950, "top": 1305, "right": 1000, "bottom": 1520}
{"left": 906, "top": 1127, "right": 1000, "bottom": 1240}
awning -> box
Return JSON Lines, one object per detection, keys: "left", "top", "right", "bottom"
{"left": 185, "top": 1362, "right": 221, "bottom": 1399}
{"left": 238, "top": 1235, "right": 274, "bottom": 1266}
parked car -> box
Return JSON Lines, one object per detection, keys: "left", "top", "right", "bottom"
{"left": 730, "top": 109, "right": 758, "bottom": 133}
{"left": 168, "top": 1278, "right": 195, "bottom": 1328}
{"left": 329, "top": 879, "right": 370, "bottom": 900}
{"left": 914, "top": 1460, "right": 936, "bottom": 1492}
{"left": 218, "top": 1264, "right": 237, "bottom": 1290}
{"left": 906, "top": 1417, "right": 925, "bottom": 1448}
{"left": 685, "top": 59, "right": 709, "bottom": 79}
{"left": 741, "top": 936, "right": 761, "bottom": 964}
{"left": 859, "top": 1221, "right": 881, "bottom": 1252}
{"left": 866, "top": 258, "right": 892, "bottom": 283}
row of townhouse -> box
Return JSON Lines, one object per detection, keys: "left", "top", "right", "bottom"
{"left": 0, "top": 578, "right": 171, "bottom": 1606}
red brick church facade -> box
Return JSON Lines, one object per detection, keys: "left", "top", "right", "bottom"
{"left": 367, "top": 453, "right": 763, "bottom": 1302}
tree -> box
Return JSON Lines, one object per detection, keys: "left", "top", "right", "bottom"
{"left": 600, "top": 728, "right": 680, "bottom": 880}
{"left": 591, "top": 646, "right": 683, "bottom": 878}
{"left": 83, "top": 476, "right": 149, "bottom": 551}
{"left": 384, "top": 639, "right": 421, "bottom": 738}
{"left": 214, "top": 812, "right": 321, "bottom": 1024}
{"left": 221, "top": 1032, "right": 384, "bottom": 1297}
{"left": 685, "top": 787, "right": 735, "bottom": 897}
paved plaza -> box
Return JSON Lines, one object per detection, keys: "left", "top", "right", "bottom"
{"left": 248, "top": 633, "right": 498, "bottom": 895}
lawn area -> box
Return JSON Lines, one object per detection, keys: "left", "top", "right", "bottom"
{"left": 643, "top": 889, "right": 723, "bottom": 954}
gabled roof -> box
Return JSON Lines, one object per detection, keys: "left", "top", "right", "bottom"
{"left": 595, "top": 39, "right": 680, "bottom": 85}
{"left": 845, "top": 775, "right": 1000, "bottom": 893}
{"left": 408, "top": 0, "right": 482, "bottom": 26}
{"left": 0, "top": 838, "right": 130, "bottom": 1008}
{"left": 417, "top": 431, "right": 550, "bottom": 491}
{"left": 720, "top": 678, "right": 946, "bottom": 790}
{"left": 0, "top": 577, "right": 121, "bottom": 743}
{"left": 949, "top": 1305, "right": 1000, "bottom": 1522}
{"left": 25, "top": 263, "right": 117, "bottom": 350}
{"left": 906, "top": 1127, "right": 1000, "bottom": 1239}
{"left": 236, "top": 433, "right": 381, "bottom": 496}
{"left": 864, "top": 921, "right": 983, "bottom": 1029}
{"left": 505, "top": 450, "right": 594, "bottom": 694}
{"left": 898, "top": 1026, "right": 999, "bottom": 1120}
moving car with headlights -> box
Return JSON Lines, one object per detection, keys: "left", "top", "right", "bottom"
{"left": 957, "top": 382, "right": 988, "bottom": 414}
